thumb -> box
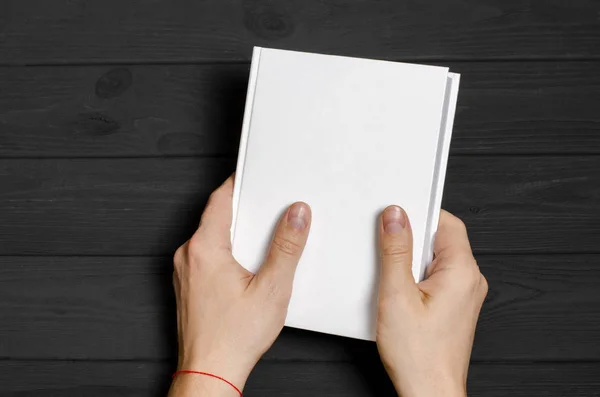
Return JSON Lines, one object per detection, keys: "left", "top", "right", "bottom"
{"left": 256, "top": 202, "right": 311, "bottom": 293}
{"left": 378, "top": 205, "right": 419, "bottom": 301}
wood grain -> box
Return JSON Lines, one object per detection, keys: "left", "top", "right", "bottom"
{"left": 2, "top": 62, "right": 600, "bottom": 157}
{"left": 0, "top": 158, "right": 235, "bottom": 256}
{"left": 0, "top": 253, "right": 598, "bottom": 362}
{"left": 1, "top": 156, "right": 599, "bottom": 256}
{"left": 0, "top": 65, "right": 248, "bottom": 157}
{"left": 0, "top": 360, "right": 599, "bottom": 397}
{"left": 2, "top": 0, "right": 600, "bottom": 64}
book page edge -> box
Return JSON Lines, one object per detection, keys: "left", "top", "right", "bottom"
{"left": 418, "top": 72, "right": 461, "bottom": 281}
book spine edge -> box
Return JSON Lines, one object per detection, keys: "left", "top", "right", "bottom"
{"left": 231, "top": 46, "right": 263, "bottom": 243}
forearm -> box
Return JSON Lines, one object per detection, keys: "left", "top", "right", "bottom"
{"left": 168, "top": 374, "right": 241, "bottom": 397}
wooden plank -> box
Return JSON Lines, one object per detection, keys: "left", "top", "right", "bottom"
{"left": 0, "top": 158, "right": 235, "bottom": 256}
{"left": 0, "top": 360, "right": 598, "bottom": 397}
{"left": 2, "top": 0, "right": 600, "bottom": 64}
{"left": 1, "top": 255, "right": 599, "bottom": 361}
{"left": 2, "top": 62, "right": 600, "bottom": 157}
{"left": 0, "top": 156, "right": 599, "bottom": 256}
{"left": 0, "top": 65, "right": 247, "bottom": 157}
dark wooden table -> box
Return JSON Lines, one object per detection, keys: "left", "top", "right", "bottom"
{"left": 1, "top": 1, "right": 600, "bottom": 396}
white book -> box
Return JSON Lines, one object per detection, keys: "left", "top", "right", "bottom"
{"left": 231, "top": 47, "right": 460, "bottom": 341}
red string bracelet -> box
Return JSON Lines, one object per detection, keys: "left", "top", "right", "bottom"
{"left": 172, "top": 370, "right": 243, "bottom": 396}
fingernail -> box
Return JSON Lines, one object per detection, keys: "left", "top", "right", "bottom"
{"left": 383, "top": 206, "right": 406, "bottom": 233}
{"left": 288, "top": 202, "right": 309, "bottom": 230}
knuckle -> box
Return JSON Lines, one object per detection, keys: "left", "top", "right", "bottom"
{"left": 442, "top": 210, "right": 467, "bottom": 233}
{"left": 451, "top": 215, "right": 467, "bottom": 233}
{"left": 173, "top": 250, "right": 182, "bottom": 266}
{"left": 188, "top": 236, "right": 206, "bottom": 256}
{"left": 479, "top": 274, "right": 489, "bottom": 296}
{"left": 272, "top": 235, "right": 302, "bottom": 257}
{"left": 173, "top": 244, "right": 188, "bottom": 268}
{"left": 381, "top": 243, "right": 411, "bottom": 262}
{"left": 453, "top": 265, "right": 481, "bottom": 292}
{"left": 186, "top": 237, "right": 213, "bottom": 265}
{"left": 465, "top": 267, "right": 480, "bottom": 286}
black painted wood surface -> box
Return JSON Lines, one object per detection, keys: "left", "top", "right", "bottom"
{"left": 0, "top": 255, "right": 598, "bottom": 362}
{"left": 2, "top": 0, "right": 600, "bottom": 64}
{"left": 1, "top": 361, "right": 600, "bottom": 397}
{"left": 2, "top": 62, "right": 600, "bottom": 157}
{"left": 1, "top": 157, "right": 598, "bottom": 255}
{"left": 1, "top": 0, "right": 599, "bottom": 395}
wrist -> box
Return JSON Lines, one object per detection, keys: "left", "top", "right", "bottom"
{"left": 394, "top": 384, "right": 466, "bottom": 397}
{"left": 389, "top": 372, "right": 466, "bottom": 397}
{"left": 169, "top": 373, "right": 241, "bottom": 397}
{"left": 178, "top": 356, "right": 253, "bottom": 392}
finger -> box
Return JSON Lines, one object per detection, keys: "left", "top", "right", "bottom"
{"left": 256, "top": 202, "right": 311, "bottom": 293}
{"left": 433, "top": 210, "right": 472, "bottom": 257}
{"left": 194, "top": 174, "right": 235, "bottom": 249}
{"left": 427, "top": 210, "right": 476, "bottom": 277}
{"left": 378, "top": 205, "right": 419, "bottom": 301}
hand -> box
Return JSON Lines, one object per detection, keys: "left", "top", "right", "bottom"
{"left": 169, "top": 175, "right": 311, "bottom": 396}
{"left": 376, "top": 206, "right": 488, "bottom": 397}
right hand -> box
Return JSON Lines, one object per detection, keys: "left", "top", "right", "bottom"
{"left": 376, "top": 206, "right": 488, "bottom": 397}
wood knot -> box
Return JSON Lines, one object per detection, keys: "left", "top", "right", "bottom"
{"left": 245, "top": 10, "right": 294, "bottom": 40}
{"left": 468, "top": 206, "right": 481, "bottom": 214}
{"left": 96, "top": 68, "right": 133, "bottom": 99}
{"left": 74, "top": 112, "right": 120, "bottom": 135}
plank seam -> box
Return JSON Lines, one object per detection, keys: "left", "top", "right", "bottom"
{"left": 3, "top": 56, "right": 600, "bottom": 67}
{"left": 2, "top": 153, "right": 600, "bottom": 161}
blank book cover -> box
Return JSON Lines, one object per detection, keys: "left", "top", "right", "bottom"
{"left": 231, "top": 47, "right": 460, "bottom": 340}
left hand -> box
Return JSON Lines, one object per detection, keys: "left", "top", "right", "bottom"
{"left": 169, "top": 175, "right": 312, "bottom": 395}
